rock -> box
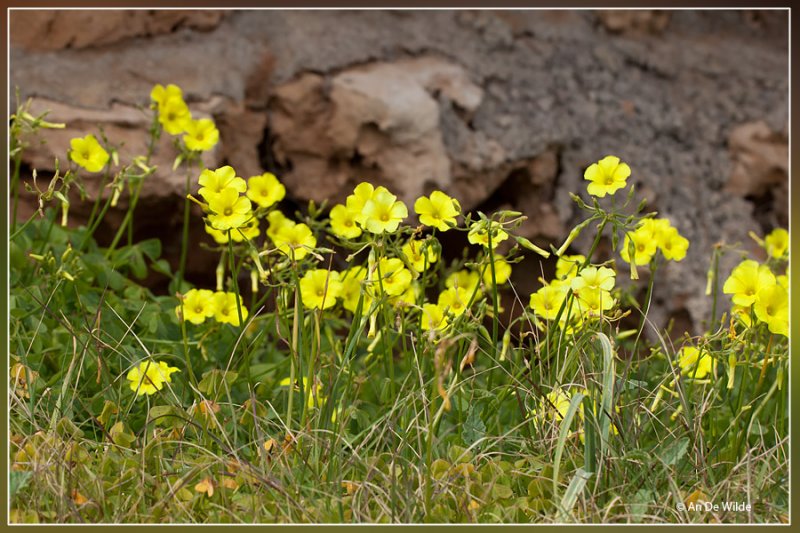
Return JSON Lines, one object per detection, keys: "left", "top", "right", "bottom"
{"left": 10, "top": 10, "right": 225, "bottom": 51}
{"left": 269, "top": 57, "right": 484, "bottom": 205}
{"left": 595, "top": 10, "right": 671, "bottom": 35}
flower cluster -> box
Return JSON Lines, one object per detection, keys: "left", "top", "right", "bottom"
{"left": 620, "top": 218, "right": 689, "bottom": 266}
{"left": 177, "top": 288, "right": 249, "bottom": 327}
{"left": 126, "top": 360, "right": 180, "bottom": 396}
{"left": 150, "top": 83, "right": 219, "bottom": 152}
{"left": 528, "top": 254, "right": 617, "bottom": 328}
{"left": 723, "top": 229, "right": 789, "bottom": 337}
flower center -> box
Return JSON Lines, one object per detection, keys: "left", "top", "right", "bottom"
{"left": 316, "top": 289, "right": 324, "bottom": 297}
{"left": 380, "top": 213, "right": 390, "bottom": 222}
{"left": 195, "top": 306, "right": 203, "bottom": 314}
{"left": 605, "top": 175, "right": 614, "bottom": 185}
{"left": 224, "top": 207, "right": 233, "bottom": 216}
{"left": 82, "top": 151, "right": 90, "bottom": 159}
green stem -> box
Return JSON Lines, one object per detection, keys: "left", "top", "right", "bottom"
{"left": 177, "top": 160, "right": 195, "bottom": 289}
{"left": 10, "top": 152, "right": 22, "bottom": 234}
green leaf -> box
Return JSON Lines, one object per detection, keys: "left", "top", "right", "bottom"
{"left": 137, "top": 238, "right": 162, "bottom": 260}
{"left": 10, "top": 471, "right": 32, "bottom": 500}
{"left": 198, "top": 369, "right": 238, "bottom": 397}
{"left": 552, "top": 392, "right": 583, "bottom": 498}
{"left": 492, "top": 483, "right": 514, "bottom": 500}
{"left": 462, "top": 404, "right": 486, "bottom": 447}
{"left": 657, "top": 436, "right": 689, "bottom": 466}
{"left": 556, "top": 468, "right": 592, "bottom": 522}
{"left": 97, "top": 400, "right": 119, "bottom": 428}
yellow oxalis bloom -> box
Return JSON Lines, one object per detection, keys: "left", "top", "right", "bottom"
{"left": 345, "top": 182, "right": 378, "bottom": 226}
{"left": 69, "top": 134, "right": 110, "bottom": 173}
{"left": 213, "top": 291, "right": 248, "bottom": 326}
{"left": 394, "top": 282, "right": 420, "bottom": 307}
{"left": 764, "top": 228, "right": 789, "bottom": 258}
{"left": 556, "top": 254, "right": 585, "bottom": 280}
{"left": 481, "top": 255, "right": 512, "bottom": 286}
{"left": 438, "top": 286, "right": 470, "bottom": 317}
{"left": 150, "top": 83, "right": 183, "bottom": 108}
{"left": 659, "top": 226, "right": 690, "bottom": 261}
{"left": 247, "top": 172, "right": 285, "bottom": 209}
{"left": 362, "top": 188, "right": 408, "bottom": 234}
{"left": 266, "top": 210, "right": 295, "bottom": 241}
{"left": 183, "top": 118, "right": 219, "bottom": 152}
{"left": 529, "top": 282, "right": 569, "bottom": 321}
{"left": 468, "top": 221, "right": 509, "bottom": 249}
{"left": 584, "top": 155, "right": 631, "bottom": 198}
{"left": 531, "top": 387, "right": 573, "bottom": 426}
{"left": 206, "top": 218, "right": 259, "bottom": 244}
{"left": 376, "top": 258, "right": 413, "bottom": 297}
{"left": 300, "top": 269, "right": 342, "bottom": 310}
{"left": 421, "top": 303, "right": 448, "bottom": 331}
{"left": 127, "top": 361, "right": 180, "bottom": 396}
{"left": 620, "top": 230, "right": 658, "bottom": 266}
{"left": 158, "top": 96, "right": 192, "bottom": 135}
{"left": 340, "top": 266, "right": 368, "bottom": 312}
{"left": 329, "top": 204, "right": 362, "bottom": 239}
{"left": 402, "top": 239, "right": 438, "bottom": 273}
{"left": 274, "top": 222, "right": 316, "bottom": 260}
{"left": 207, "top": 188, "right": 253, "bottom": 231}
{"left": 571, "top": 266, "right": 616, "bottom": 293}
{"left": 414, "top": 191, "right": 460, "bottom": 231}
{"left": 178, "top": 288, "right": 216, "bottom": 325}
{"left": 677, "top": 346, "right": 715, "bottom": 379}
{"left": 722, "top": 259, "right": 776, "bottom": 307}
{"left": 574, "top": 287, "right": 616, "bottom": 317}
{"left": 754, "top": 284, "right": 788, "bottom": 337}
{"left": 446, "top": 269, "right": 481, "bottom": 296}
{"left": 198, "top": 166, "right": 247, "bottom": 202}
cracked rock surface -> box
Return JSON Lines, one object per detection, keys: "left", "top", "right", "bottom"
{"left": 10, "top": 9, "right": 788, "bottom": 336}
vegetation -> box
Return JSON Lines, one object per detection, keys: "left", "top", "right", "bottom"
{"left": 9, "top": 85, "right": 789, "bottom": 524}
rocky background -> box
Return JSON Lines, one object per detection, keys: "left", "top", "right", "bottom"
{"left": 10, "top": 9, "right": 788, "bottom": 338}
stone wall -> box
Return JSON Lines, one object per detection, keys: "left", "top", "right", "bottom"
{"left": 10, "top": 9, "right": 788, "bottom": 336}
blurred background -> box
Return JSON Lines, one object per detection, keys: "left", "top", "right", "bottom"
{"left": 9, "top": 9, "right": 788, "bottom": 338}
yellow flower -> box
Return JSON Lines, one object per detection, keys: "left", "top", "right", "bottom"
{"left": 764, "top": 228, "right": 789, "bottom": 258}
{"left": 178, "top": 288, "right": 216, "bottom": 325}
{"left": 401, "top": 239, "right": 438, "bottom": 273}
{"left": 206, "top": 218, "right": 259, "bottom": 244}
{"left": 438, "top": 287, "right": 470, "bottom": 317}
{"left": 127, "top": 361, "right": 180, "bottom": 396}
{"left": 620, "top": 230, "right": 658, "bottom": 266}
{"left": 198, "top": 166, "right": 247, "bottom": 202}
{"left": 754, "top": 284, "right": 788, "bottom": 337}
{"left": 722, "top": 259, "right": 776, "bottom": 307}
{"left": 659, "top": 226, "right": 689, "bottom": 261}
{"left": 376, "top": 258, "right": 412, "bottom": 297}
{"left": 574, "top": 286, "right": 616, "bottom": 317}
{"left": 69, "top": 134, "right": 110, "bottom": 173}
{"left": 300, "top": 269, "right": 342, "bottom": 310}
{"left": 340, "top": 266, "right": 368, "bottom": 312}
{"left": 446, "top": 269, "right": 481, "bottom": 296}
{"left": 158, "top": 96, "right": 192, "bottom": 135}
{"left": 481, "top": 255, "right": 512, "bottom": 286}
{"left": 414, "top": 191, "right": 460, "bottom": 231}
{"left": 639, "top": 218, "right": 672, "bottom": 244}
{"left": 421, "top": 303, "right": 448, "bottom": 331}
{"left": 361, "top": 188, "right": 408, "bottom": 233}
{"left": 529, "top": 282, "right": 569, "bottom": 321}
{"left": 246, "top": 173, "right": 285, "bottom": 209}
{"left": 571, "top": 266, "right": 615, "bottom": 293}
{"left": 677, "top": 346, "right": 715, "bottom": 379}
{"left": 394, "top": 282, "right": 420, "bottom": 307}
{"left": 584, "top": 155, "right": 631, "bottom": 198}
{"left": 266, "top": 210, "right": 295, "bottom": 241}
{"left": 556, "top": 254, "right": 585, "bottom": 280}
{"left": 329, "top": 204, "right": 363, "bottom": 240}
{"left": 345, "top": 182, "right": 376, "bottom": 226}
{"left": 530, "top": 387, "right": 573, "bottom": 426}
{"left": 273, "top": 222, "right": 316, "bottom": 260}
{"left": 150, "top": 83, "right": 183, "bottom": 108}
{"left": 213, "top": 292, "right": 248, "bottom": 326}
{"left": 467, "top": 221, "right": 508, "bottom": 249}
{"left": 731, "top": 304, "right": 753, "bottom": 327}
{"left": 183, "top": 118, "right": 219, "bottom": 152}
{"left": 207, "top": 188, "right": 253, "bottom": 231}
